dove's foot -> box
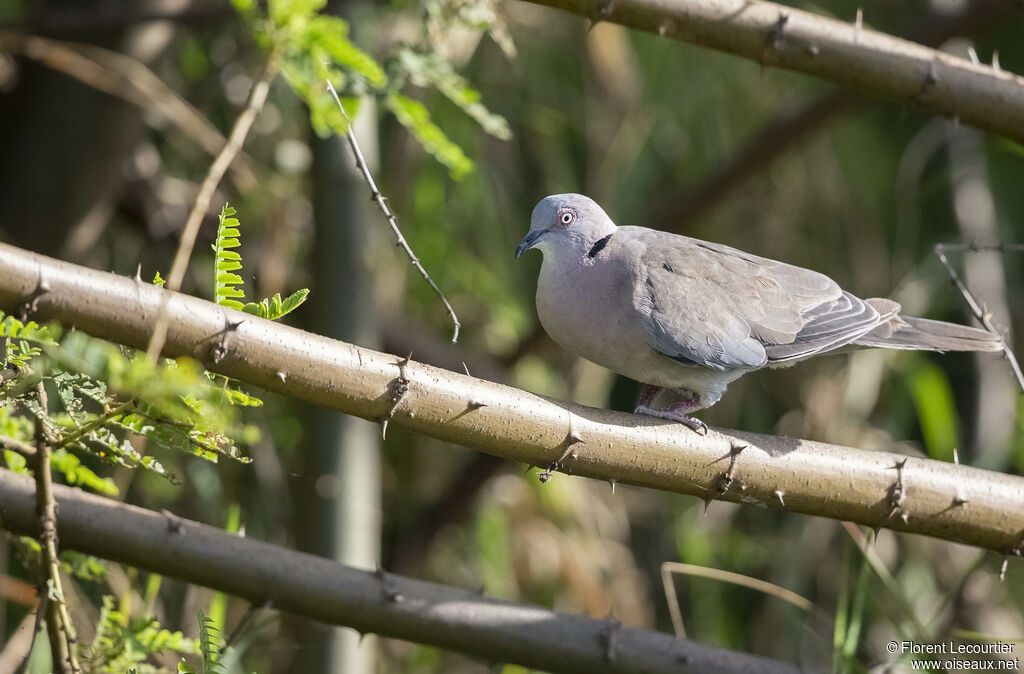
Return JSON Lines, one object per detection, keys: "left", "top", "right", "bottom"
{"left": 634, "top": 385, "right": 708, "bottom": 434}
{"left": 635, "top": 404, "right": 708, "bottom": 435}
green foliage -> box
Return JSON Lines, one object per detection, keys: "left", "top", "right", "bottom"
{"left": 213, "top": 203, "right": 309, "bottom": 320}
{"left": 84, "top": 594, "right": 200, "bottom": 674}
{"left": 198, "top": 609, "right": 226, "bottom": 674}
{"left": 906, "top": 359, "right": 959, "bottom": 461}
{"left": 230, "top": 0, "right": 510, "bottom": 179}
{"left": 0, "top": 310, "right": 60, "bottom": 369}
{"left": 832, "top": 540, "right": 871, "bottom": 674}
{"left": 398, "top": 48, "right": 511, "bottom": 141}
{"left": 386, "top": 92, "right": 475, "bottom": 180}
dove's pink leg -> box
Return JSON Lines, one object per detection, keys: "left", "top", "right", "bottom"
{"left": 634, "top": 384, "right": 708, "bottom": 435}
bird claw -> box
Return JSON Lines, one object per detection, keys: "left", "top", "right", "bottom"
{"left": 634, "top": 405, "right": 708, "bottom": 435}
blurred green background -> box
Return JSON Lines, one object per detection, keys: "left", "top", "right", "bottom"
{"left": 0, "top": 0, "right": 1022, "bottom": 672}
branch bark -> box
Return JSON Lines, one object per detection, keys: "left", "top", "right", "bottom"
{"left": 0, "top": 468, "right": 801, "bottom": 674}
{"left": 520, "top": 0, "right": 1024, "bottom": 145}
{"left": 0, "top": 243, "right": 1022, "bottom": 553}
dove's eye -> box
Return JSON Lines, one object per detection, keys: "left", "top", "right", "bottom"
{"left": 556, "top": 208, "right": 576, "bottom": 227}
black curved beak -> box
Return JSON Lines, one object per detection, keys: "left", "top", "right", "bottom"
{"left": 515, "top": 230, "right": 545, "bottom": 259}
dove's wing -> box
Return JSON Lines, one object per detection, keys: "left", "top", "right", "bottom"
{"left": 622, "top": 227, "right": 887, "bottom": 370}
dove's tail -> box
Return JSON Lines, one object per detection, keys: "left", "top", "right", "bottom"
{"left": 854, "top": 299, "right": 1003, "bottom": 352}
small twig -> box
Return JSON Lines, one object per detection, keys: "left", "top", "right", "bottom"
{"left": 933, "top": 244, "right": 1024, "bottom": 392}
{"left": 325, "top": 78, "right": 461, "bottom": 344}
{"left": 0, "top": 434, "right": 36, "bottom": 459}
{"left": 55, "top": 399, "right": 135, "bottom": 450}
{"left": 31, "top": 384, "right": 81, "bottom": 674}
{"left": 145, "top": 54, "right": 278, "bottom": 363}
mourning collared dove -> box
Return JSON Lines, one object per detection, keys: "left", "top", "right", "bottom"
{"left": 515, "top": 194, "right": 1002, "bottom": 434}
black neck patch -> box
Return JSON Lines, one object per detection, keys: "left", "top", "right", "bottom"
{"left": 587, "top": 234, "right": 613, "bottom": 259}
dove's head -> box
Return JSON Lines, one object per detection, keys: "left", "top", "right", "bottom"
{"left": 515, "top": 194, "right": 617, "bottom": 261}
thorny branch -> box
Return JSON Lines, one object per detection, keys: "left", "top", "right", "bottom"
{"left": 3, "top": 242, "right": 1023, "bottom": 553}
{"left": 145, "top": 54, "right": 279, "bottom": 363}
{"left": 30, "top": 383, "right": 81, "bottom": 674}
{"left": 325, "top": 79, "right": 461, "bottom": 344}
{"left": 933, "top": 243, "right": 1024, "bottom": 393}
{"left": 522, "top": 0, "right": 1024, "bottom": 145}
{"left": 0, "top": 468, "right": 802, "bottom": 674}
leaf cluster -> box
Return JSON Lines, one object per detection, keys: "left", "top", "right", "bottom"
{"left": 230, "top": 0, "right": 511, "bottom": 179}
{"left": 83, "top": 595, "right": 200, "bottom": 674}
{"left": 214, "top": 204, "right": 309, "bottom": 320}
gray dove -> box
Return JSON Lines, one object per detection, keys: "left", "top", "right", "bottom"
{"left": 515, "top": 194, "right": 1002, "bottom": 434}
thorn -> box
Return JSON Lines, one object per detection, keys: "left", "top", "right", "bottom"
{"left": 609, "top": 479, "right": 617, "bottom": 495}
{"left": 900, "top": 512, "right": 910, "bottom": 525}
{"left": 375, "top": 564, "right": 403, "bottom": 602}
{"left": 773, "top": 489, "right": 785, "bottom": 506}
{"left": 992, "top": 50, "right": 1001, "bottom": 73}
{"left": 380, "top": 354, "right": 412, "bottom": 432}
{"left": 467, "top": 399, "right": 487, "bottom": 410}
{"left": 134, "top": 264, "right": 143, "bottom": 282}
{"left": 952, "top": 494, "right": 969, "bottom": 508}
{"left": 967, "top": 46, "right": 979, "bottom": 65}
{"left": 276, "top": 371, "right": 287, "bottom": 383}
{"left": 703, "top": 498, "right": 713, "bottom": 516}
{"left": 952, "top": 448, "right": 960, "bottom": 465}
{"left": 599, "top": 618, "right": 621, "bottom": 663}
{"left": 380, "top": 418, "right": 389, "bottom": 440}
{"left": 890, "top": 458, "right": 909, "bottom": 471}
{"left": 162, "top": 509, "right": 184, "bottom": 534}
{"left": 764, "top": 12, "right": 789, "bottom": 55}
{"left": 854, "top": 7, "right": 863, "bottom": 30}
{"left": 872, "top": 525, "right": 882, "bottom": 539}
{"left": 462, "top": 361, "right": 471, "bottom": 376}
{"left": 567, "top": 429, "right": 584, "bottom": 445}
{"left": 925, "top": 60, "right": 939, "bottom": 85}
{"left": 999, "top": 557, "right": 1008, "bottom": 582}
{"left": 19, "top": 275, "right": 51, "bottom": 320}
{"left": 658, "top": 23, "right": 667, "bottom": 36}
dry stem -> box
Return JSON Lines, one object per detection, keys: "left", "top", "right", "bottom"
{"left": 325, "top": 79, "right": 461, "bottom": 344}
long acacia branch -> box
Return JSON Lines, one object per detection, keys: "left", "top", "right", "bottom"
{"left": 0, "top": 468, "right": 801, "bottom": 674}
{"left": 0, "top": 243, "right": 1022, "bottom": 553}
{"left": 521, "top": 0, "right": 1024, "bottom": 145}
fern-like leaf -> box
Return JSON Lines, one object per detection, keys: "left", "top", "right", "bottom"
{"left": 213, "top": 204, "right": 246, "bottom": 311}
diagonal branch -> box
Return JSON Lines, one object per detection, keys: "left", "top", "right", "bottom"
{"left": 933, "top": 243, "right": 1024, "bottom": 393}
{"left": 520, "top": 0, "right": 1024, "bottom": 145}
{"left": 325, "top": 80, "right": 461, "bottom": 344}
{"left": 0, "top": 468, "right": 802, "bottom": 674}
{"left": 1, "top": 242, "right": 1022, "bottom": 554}
{"left": 649, "top": 0, "right": 1018, "bottom": 230}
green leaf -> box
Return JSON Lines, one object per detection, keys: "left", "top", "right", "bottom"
{"left": 386, "top": 92, "right": 474, "bottom": 179}
{"left": 907, "top": 360, "right": 959, "bottom": 461}
{"left": 305, "top": 15, "right": 387, "bottom": 89}
{"left": 398, "top": 49, "right": 511, "bottom": 140}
